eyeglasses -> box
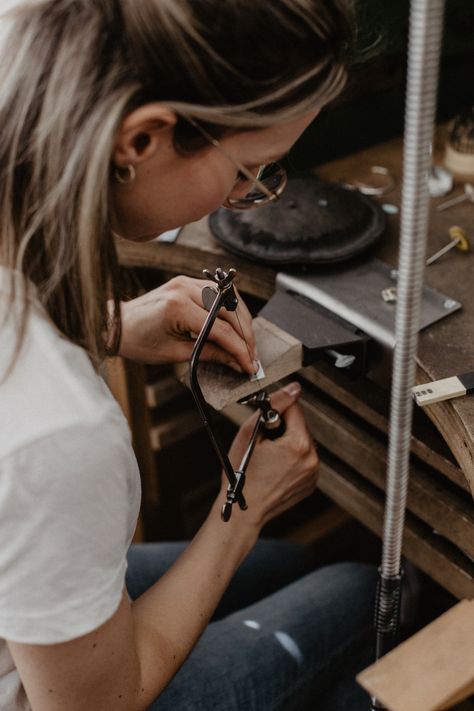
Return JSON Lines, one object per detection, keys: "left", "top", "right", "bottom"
{"left": 185, "top": 117, "right": 288, "bottom": 210}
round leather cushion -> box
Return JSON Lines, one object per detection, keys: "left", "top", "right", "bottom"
{"left": 209, "top": 175, "right": 386, "bottom": 267}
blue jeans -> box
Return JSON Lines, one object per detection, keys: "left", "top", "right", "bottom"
{"left": 126, "top": 540, "right": 376, "bottom": 711}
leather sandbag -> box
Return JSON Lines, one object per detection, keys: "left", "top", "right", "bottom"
{"left": 209, "top": 175, "right": 386, "bottom": 267}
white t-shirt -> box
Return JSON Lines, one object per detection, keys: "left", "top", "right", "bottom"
{"left": 0, "top": 267, "right": 141, "bottom": 711}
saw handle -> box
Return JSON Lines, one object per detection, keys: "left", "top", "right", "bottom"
{"left": 261, "top": 407, "right": 286, "bottom": 440}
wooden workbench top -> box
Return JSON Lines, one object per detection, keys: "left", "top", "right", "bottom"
{"left": 116, "top": 129, "right": 474, "bottom": 495}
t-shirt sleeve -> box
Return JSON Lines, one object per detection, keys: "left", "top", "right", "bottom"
{"left": 0, "top": 420, "right": 137, "bottom": 644}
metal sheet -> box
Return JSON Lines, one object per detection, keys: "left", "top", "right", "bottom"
{"left": 155, "top": 227, "right": 181, "bottom": 243}
{"left": 259, "top": 289, "right": 368, "bottom": 366}
{"left": 276, "top": 258, "right": 461, "bottom": 349}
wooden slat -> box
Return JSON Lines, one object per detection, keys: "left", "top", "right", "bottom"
{"left": 283, "top": 506, "right": 350, "bottom": 546}
{"left": 106, "top": 357, "right": 159, "bottom": 509}
{"left": 116, "top": 217, "right": 275, "bottom": 302}
{"left": 300, "top": 391, "right": 474, "bottom": 559}
{"left": 300, "top": 363, "right": 469, "bottom": 492}
{"left": 106, "top": 357, "right": 144, "bottom": 541}
{"left": 149, "top": 410, "right": 203, "bottom": 451}
{"left": 145, "top": 375, "right": 186, "bottom": 409}
{"left": 317, "top": 454, "right": 474, "bottom": 600}
{"left": 105, "top": 356, "right": 132, "bottom": 423}
{"left": 221, "top": 401, "right": 253, "bottom": 427}
{"left": 132, "top": 516, "right": 145, "bottom": 544}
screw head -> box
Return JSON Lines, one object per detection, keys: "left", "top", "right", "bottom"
{"left": 334, "top": 354, "right": 356, "bottom": 368}
{"left": 443, "top": 299, "right": 457, "bottom": 309}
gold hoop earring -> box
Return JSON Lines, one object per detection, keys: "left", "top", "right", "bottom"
{"left": 114, "top": 164, "right": 136, "bottom": 184}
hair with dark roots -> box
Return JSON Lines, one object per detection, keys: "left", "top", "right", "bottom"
{"left": 0, "top": 0, "right": 353, "bottom": 371}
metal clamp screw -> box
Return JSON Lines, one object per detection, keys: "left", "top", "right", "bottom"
{"left": 326, "top": 349, "right": 356, "bottom": 369}
{"left": 443, "top": 298, "right": 458, "bottom": 310}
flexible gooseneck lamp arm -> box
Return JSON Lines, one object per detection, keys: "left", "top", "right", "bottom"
{"left": 372, "top": 1, "right": 446, "bottom": 708}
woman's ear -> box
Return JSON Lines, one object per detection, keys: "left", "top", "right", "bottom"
{"left": 113, "top": 104, "right": 178, "bottom": 166}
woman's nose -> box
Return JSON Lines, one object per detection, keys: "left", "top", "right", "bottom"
{"left": 227, "top": 165, "right": 263, "bottom": 201}
{"left": 227, "top": 178, "right": 252, "bottom": 201}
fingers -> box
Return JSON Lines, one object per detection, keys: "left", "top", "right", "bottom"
{"left": 268, "top": 387, "right": 319, "bottom": 478}
{"left": 207, "top": 317, "right": 257, "bottom": 375}
{"left": 174, "top": 276, "right": 258, "bottom": 374}
{"left": 279, "top": 393, "right": 310, "bottom": 437}
{"left": 199, "top": 342, "right": 252, "bottom": 375}
{"left": 235, "top": 383, "right": 306, "bottom": 443}
{"left": 227, "top": 389, "right": 320, "bottom": 525}
{"left": 267, "top": 382, "right": 302, "bottom": 415}
{"left": 256, "top": 448, "right": 319, "bottom": 523}
{"left": 172, "top": 296, "right": 253, "bottom": 374}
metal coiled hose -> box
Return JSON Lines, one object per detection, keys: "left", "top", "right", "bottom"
{"left": 382, "top": 0, "right": 445, "bottom": 577}
{"left": 372, "top": 0, "right": 446, "bottom": 697}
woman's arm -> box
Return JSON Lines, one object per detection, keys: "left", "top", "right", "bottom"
{"left": 8, "top": 501, "right": 258, "bottom": 711}
{"left": 8, "top": 384, "right": 318, "bottom": 711}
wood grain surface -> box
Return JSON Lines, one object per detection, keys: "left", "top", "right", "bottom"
{"left": 317, "top": 454, "right": 473, "bottom": 600}
{"left": 357, "top": 599, "right": 474, "bottom": 711}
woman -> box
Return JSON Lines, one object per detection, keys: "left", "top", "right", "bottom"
{"left": 0, "top": 1, "right": 376, "bottom": 709}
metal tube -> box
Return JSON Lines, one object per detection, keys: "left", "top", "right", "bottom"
{"left": 383, "top": 0, "right": 445, "bottom": 578}
{"left": 237, "top": 415, "right": 263, "bottom": 476}
{"left": 189, "top": 289, "right": 239, "bottom": 490}
{"left": 372, "top": 0, "right": 446, "bottom": 699}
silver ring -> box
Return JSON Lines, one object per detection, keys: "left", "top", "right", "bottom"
{"left": 349, "top": 165, "right": 396, "bottom": 196}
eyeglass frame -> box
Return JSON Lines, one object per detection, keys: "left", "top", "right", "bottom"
{"left": 184, "top": 116, "right": 288, "bottom": 210}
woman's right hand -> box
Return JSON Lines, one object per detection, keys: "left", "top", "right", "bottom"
{"left": 224, "top": 382, "right": 320, "bottom": 530}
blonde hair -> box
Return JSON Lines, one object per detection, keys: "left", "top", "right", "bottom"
{"left": 0, "top": 0, "right": 352, "bottom": 372}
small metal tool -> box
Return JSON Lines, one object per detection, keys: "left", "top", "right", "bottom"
{"left": 220, "top": 394, "right": 285, "bottom": 522}
{"left": 436, "top": 182, "right": 474, "bottom": 211}
{"left": 325, "top": 349, "right": 356, "bottom": 369}
{"left": 240, "top": 391, "right": 287, "bottom": 440}
{"left": 426, "top": 226, "right": 470, "bottom": 266}
{"left": 351, "top": 165, "right": 396, "bottom": 196}
{"left": 381, "top": 287, "right": 397, "bottom": 303}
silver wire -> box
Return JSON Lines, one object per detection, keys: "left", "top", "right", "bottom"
{"left": 234, "top": 305, "right": 255, "bottom": 367}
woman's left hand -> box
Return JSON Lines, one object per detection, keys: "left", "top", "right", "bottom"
{"left": 117, "top": 275, "right": 258, "bottom": 374}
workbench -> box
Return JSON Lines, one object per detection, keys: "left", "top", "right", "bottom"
{"left": 116, "top": 129, "right": 474, "bottom": 600}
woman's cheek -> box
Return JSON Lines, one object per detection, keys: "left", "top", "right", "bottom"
{"left": 185, "top": 180, "right": 232, "bottom": 220}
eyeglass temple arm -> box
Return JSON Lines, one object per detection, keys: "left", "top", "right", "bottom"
{"left": 189, "top": 289, "right": 247, "bottom": 510}
{"left": 184, "top": 115, "right": 275, "bottom": 202}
